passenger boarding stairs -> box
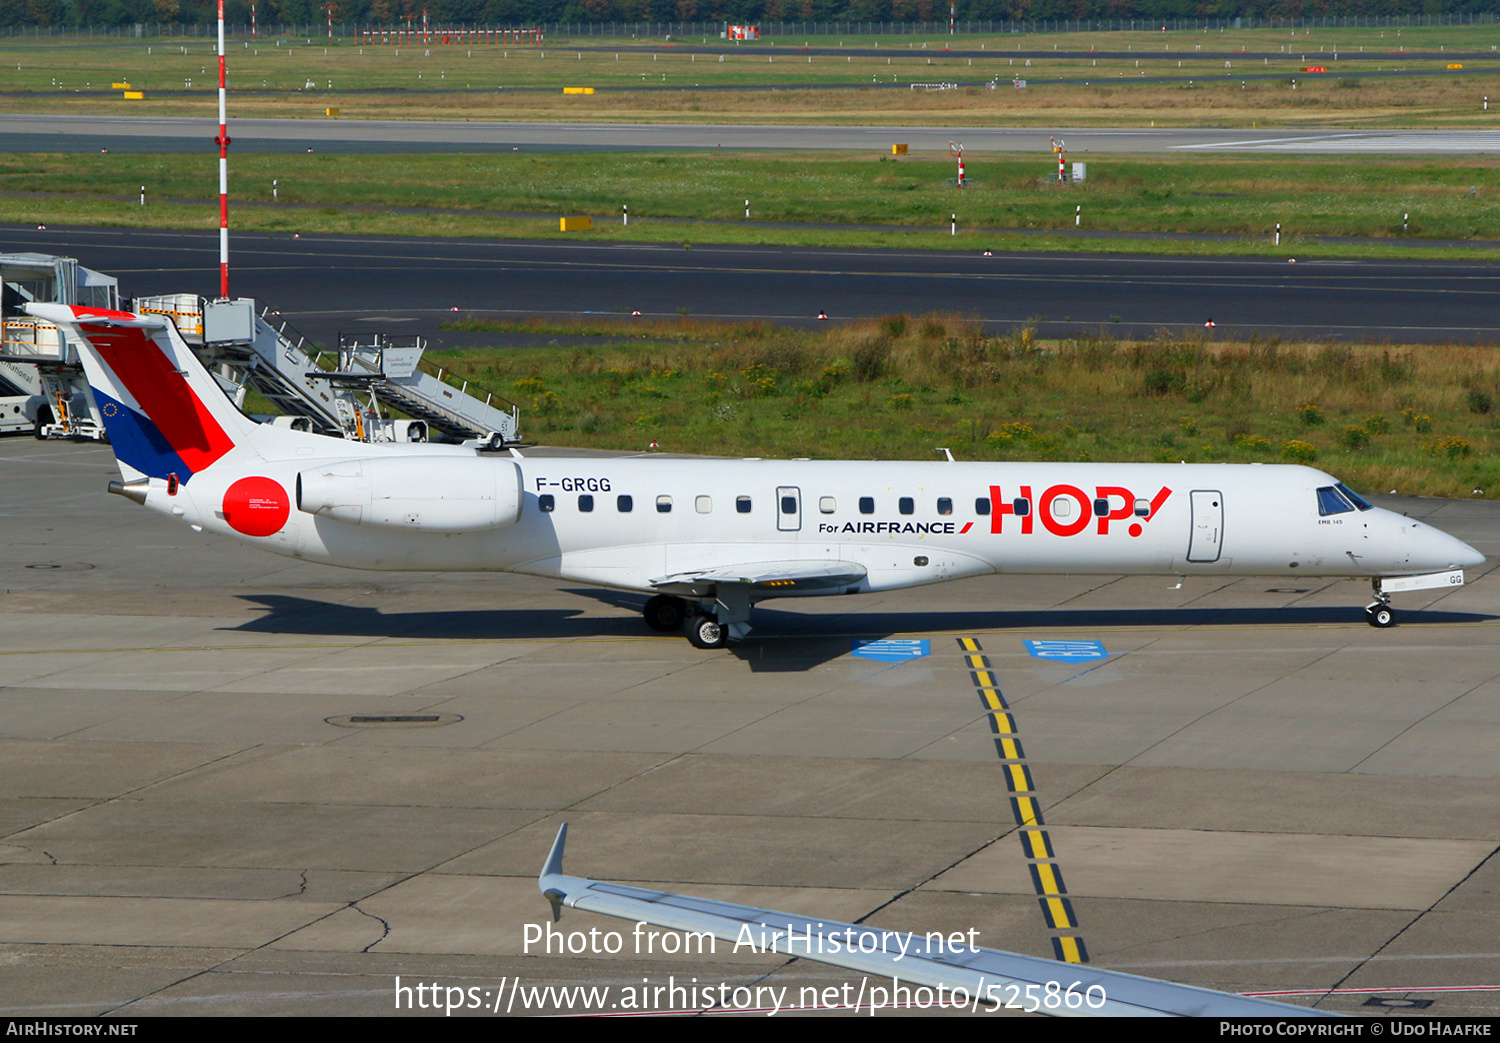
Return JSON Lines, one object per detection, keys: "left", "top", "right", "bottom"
{"left": 0, "top": 252, "right": 119, "bottom": 439}
{"left": 315, "top": 333, "right": 521, "bottom": 447}
{"left": 134, "top": 296, "right": 519, "bottom": 446}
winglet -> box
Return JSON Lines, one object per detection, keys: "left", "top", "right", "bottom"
{"left": 539, "top": 822, "right": 569, "bottom": 923}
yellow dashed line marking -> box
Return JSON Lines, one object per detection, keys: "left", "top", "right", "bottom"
{"left": 995, "top": 737, "right": 1026, "bottom": 761}
{"left": 978, "top": 689, "right": 1009, "bottom": 711}
{"left": 1003, "top": 763, "right": 1035, "bottom": 793}
{"left": 1020, "top": 829, "right": 1054, "bottom": 860}
{"left": 958, "top": 635, "right": 1089, "bottom": 964}
{"left": 1029, "top": 863, "right": 1067, "bottom": 897}
{"left": 1052, "top": 937, "right": 1089, "bottom": 964}
{"left": 1010, "top": 796, "right": 1044, "bottom": 827}
{"left": 1039, "top": 897, "right": 1077, "bottom": 930}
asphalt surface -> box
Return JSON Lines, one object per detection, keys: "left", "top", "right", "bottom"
{"left": 1, "top": 437, "right": 1497, "bottom": 1017}
{"left": 8, "top": 224, "right": 1500, "bottom": 347}
{"left": 9, "top": 115, "right": 1500, "bottom": 154}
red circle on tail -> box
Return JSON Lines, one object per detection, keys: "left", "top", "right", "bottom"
{"left": 223, "top": 477, "right": 290, "bottom": 537}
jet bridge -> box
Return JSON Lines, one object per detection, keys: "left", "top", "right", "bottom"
{"left": 0, "top": 253, "right": 117, "bottom": 439}
{"left": 133, "top": 295, "right": 520, "bottom": 447}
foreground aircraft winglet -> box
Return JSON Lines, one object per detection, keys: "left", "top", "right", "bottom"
{"left": 536, "top": 824, "right": 1341, "bottom": 1018}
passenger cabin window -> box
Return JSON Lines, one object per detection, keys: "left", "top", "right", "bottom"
{"left": 859, "top": 496, "right": 875, "bottom": 515}
{"left": 539, "top": 494, "right": 555, "bottom": 513}
{"left": 898, "top": 497, "right": 915, "bottom": 516}
{"left": 819, "top": 497, "right": 836, "bottom": 514}
{"left": 1317, "top": 486, "right": 1356, "bottom": 517}
{"left": 975, "top": 498, "right": 991, "bottom": 516}
{"left": 1133, "top": 498, "right": 1151, "bottom": 517}
{"left": 1013, "top": 498, "right": 1030, "bottom": 517}
{"left": 1053, "top": 497, "right": 1072, "bottom": 518}
{"left": 617, "top": 495, "right": 633, "bottom": 513}
{"left": 780, "top": 496, "right": 797, "bottom": 515}
{"left": 656, "top": 495, "right": 672, "bottom": 513}
{"left": 578, "top": 494, "right": 594, "bottom": 513}
{"left": 937, "top": 498, "right": 953, "bottom": 515}
{"left": 1093, "top": 498, "right": 1109, "bottom": 518}
{"left": 736, "top": 496, "right": 753, "bottom": 514}
{"left": 696, "top": 495, "right": 712, "bottom": 514}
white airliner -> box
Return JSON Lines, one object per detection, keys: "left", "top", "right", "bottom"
{"left": 36, "top": 302, "right": 1483, "bottom": 648}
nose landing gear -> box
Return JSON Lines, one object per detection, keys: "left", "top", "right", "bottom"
{"left": 1365, "top": 597, "right": 1395, "bottom": 628}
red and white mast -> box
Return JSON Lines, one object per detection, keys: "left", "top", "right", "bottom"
{"left": 216, "top": 0, "right": 230, "bottom": 298}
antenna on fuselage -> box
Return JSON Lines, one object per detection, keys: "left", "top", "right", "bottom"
{"left": 935, "top": 447, "right": 956, "bottom": 462}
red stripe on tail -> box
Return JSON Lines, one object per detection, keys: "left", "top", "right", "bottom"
{"left": 84, "top": 322, "right": 235, "bottom": 473}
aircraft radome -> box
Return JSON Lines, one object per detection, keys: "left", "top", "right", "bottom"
{"left": 35, "top": 302, "right": 1484, "bottom": 649}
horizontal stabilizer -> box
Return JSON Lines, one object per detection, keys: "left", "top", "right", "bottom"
{"left": 25, "top": 303, "right": 168, "bottom": 330}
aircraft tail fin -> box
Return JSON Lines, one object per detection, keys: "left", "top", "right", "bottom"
{"left": 29, "top": 303, "right": 260, "bottom": 484}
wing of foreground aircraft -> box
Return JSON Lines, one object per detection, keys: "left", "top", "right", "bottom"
{"left": 537, "top": 824, "right": 1341, "bottom": 1018}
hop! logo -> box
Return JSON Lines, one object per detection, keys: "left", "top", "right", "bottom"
{"left": 985, "top": 485, "right": 1172, "bottom": 538}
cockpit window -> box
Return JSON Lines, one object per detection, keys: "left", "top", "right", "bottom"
{"left": 1316, "top": 486, "right": 1355, "bottom": 516}
{"left": 1335, "top": 482, "right": 1373, "bottom": 511}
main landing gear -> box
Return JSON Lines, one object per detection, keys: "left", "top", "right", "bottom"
{"left": 1365, "top": 597, "right": 1395, "bottom": 629}
{"left": 685, "top": 615, "right": 727, "bottom": 649}
{"left": 641, "top": 594, "right": 729, "bottom": 649}
{"left": 642, "top": 594, "right": 687, "bottom": 633}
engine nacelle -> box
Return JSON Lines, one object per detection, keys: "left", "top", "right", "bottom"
{"left": 296, "top": 457, "right": 522, "bottom": 532}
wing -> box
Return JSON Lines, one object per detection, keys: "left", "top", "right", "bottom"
{"left": 649, "top": 560, "right": 867, "bottom": 597}
{"left": 537, "top": 824, "right": 1341, "bottom": 1019}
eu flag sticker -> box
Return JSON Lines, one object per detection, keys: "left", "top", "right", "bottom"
{"left": 1024, "top": 639, "right": 1108, "bottom": 662}
{"left": 852, "top": 639, "right": 930, "bottom": 662}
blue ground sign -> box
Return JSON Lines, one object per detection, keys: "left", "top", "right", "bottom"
{"left": 852, "top": 639, "right": 931, "bottom": 662}
{"left": 1024, "top": 639, "right": 1109, "bottom": 662}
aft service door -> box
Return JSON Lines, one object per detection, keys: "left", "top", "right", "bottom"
{"left": 1187, "top": 490, "right": 1223, "bottom": 563}
{"left": 776, "top": 486, "right": 801, "bottom": 532}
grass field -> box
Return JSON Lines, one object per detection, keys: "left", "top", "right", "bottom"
{"left": 5, "top": 151, "right": 1498, "bottom": 250}
{"left": 5, "top": 29, "right": 1500, "bottom": 126}
{"left": 425, "top": 315, "right": 1500, "bottom": 499}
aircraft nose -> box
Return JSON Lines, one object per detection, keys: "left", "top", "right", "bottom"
{"left": 1410, "top": 522, "right": 1485, "bottom": 572}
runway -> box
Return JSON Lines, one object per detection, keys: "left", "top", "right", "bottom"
{"left": 10, "top": 224, "right": 1500, "bottom": 348}
{"left": 0, "top": 436, "right": 1496, "bottom": 1016}
{"left": 7, "top": 114, "right": 1500, "bottom": 155}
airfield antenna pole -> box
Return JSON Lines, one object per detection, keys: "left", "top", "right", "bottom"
{"left": 326, "top": 3, "right": 333, "bottom": 41}
{"left": 950, "top": 141, "right": 964, "bottom": 188}
{"left": 949, "top": 1, "right": 954, "bottom": 35}
{"left": 1051, "top": 136, "right": 1065, "bottom": 184}
{"left": 216, "top": 0, "right": 230, "bottom": 299}
{"left": 251, "top": 2, "right": 256, "bottom": 39}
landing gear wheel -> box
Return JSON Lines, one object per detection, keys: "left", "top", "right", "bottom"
{"left": 642, "top": 594, "right": 687, "bottom": 632}
{"left": 1366, "top": 603, "right": 1395, "bottom": 629}
{"left": 685, "top": 615, "right": 726, "bottom": 649}
{"left": 32, "top": 406, "right": 51, "bottom": 440}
